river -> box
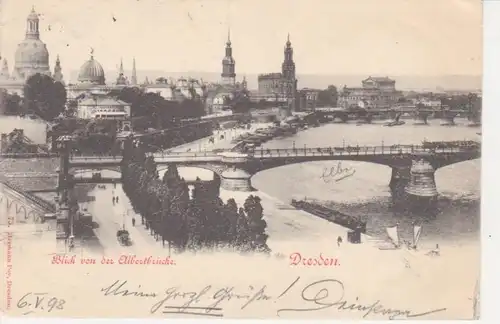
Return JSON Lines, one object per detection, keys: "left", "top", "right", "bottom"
{"left": 79, "top": 118, "right": 480, "bottom": 250}
{"left": 252, "top": 118, "right": 480, "bottom": 245}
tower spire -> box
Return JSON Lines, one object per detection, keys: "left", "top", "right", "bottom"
{"left": 131, "top": 57, "right": 137, "bottom": 86}
{"left": 221, "top": 29, "right": 235, "bottom": 86}
{"left": 53, "top": 54, "right": 63, "bottom": 83}
{"left": 116, "top": 57, "right": 127, "bottom": 85}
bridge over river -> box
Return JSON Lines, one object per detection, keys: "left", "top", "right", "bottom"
{"left": 3, "top": 139, "right": 479, "bottom": 241}
{"left": 59, "top": 141, "right": 481, "bottom": 196}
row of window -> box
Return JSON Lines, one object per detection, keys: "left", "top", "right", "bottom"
{"left": 340, "top": 96, "right": 399, "bottom": 101}
{"left": 90, "top": 108, "right": 125, "bottom": 113}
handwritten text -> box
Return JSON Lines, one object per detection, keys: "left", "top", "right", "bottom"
{"left": 319, "top": 162, "right": 356, "bottom": 183}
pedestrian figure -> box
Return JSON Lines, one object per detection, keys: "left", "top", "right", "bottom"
{"left": 337, "top": 236, "right": 343, "bottom": 247}
{"left": 68, "top": 235, "right": 75, "bottom": 251}
{"left": 116, "top": 196, "right": 119, "bottom": 203}
{"left": 112, "top": 197, "right": 115, "bottom": 205}
{"left": 132, "top": 218, "right": 136, "bottom": 227}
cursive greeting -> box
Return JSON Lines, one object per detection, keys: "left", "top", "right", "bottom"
{"left": 320, "top": 162, "right": 356, "bottom": 183}
{"left": 100, "top": 277, "right": 446, "bottom": 319}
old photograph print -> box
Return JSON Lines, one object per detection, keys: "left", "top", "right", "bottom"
{"left": 0, "top": 0, "right": 481, "bottom": 320}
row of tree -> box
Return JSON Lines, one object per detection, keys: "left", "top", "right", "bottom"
{"left": 120, "top": 140, "right": 270, "bottom": 253}
{"left": 107, "top": 87, "right": 205, "bottom": 128}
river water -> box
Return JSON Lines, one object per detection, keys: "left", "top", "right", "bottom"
{"left": 252, "top": 118, "right": 480, "bottom": 245}
{"left": 80, "top": 118, "right": 480, "bottom": 247}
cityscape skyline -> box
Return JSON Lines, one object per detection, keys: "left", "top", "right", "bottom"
{"left": 0, "top": 0, "right": 482, "bottom": 84}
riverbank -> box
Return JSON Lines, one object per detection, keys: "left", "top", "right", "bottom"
{"left": 167, "top": 122, "right": 274, "bottom": 153}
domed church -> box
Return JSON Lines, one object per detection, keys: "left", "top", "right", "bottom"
{"left": 67, "top": 50, "right": 132, "bottom": 120}
{"left": 0, "top": 7, "right": 59, "bottom": 95}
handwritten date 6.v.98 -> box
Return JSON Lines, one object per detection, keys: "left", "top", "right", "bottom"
{"left": 17, "top": 292, "right": 66, "bottom": 315}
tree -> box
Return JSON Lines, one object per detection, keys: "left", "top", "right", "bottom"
{"left": 2, "top": 91, "right": 23, "bottom": 115}
{"left": 23, "top": 74, "right": 67, "bottom": 120}
{"left": 244, "top": 195, "right": 270, "bottom": 253}
{"left": 317, "top": 85, "right": 338, "bottom": 107}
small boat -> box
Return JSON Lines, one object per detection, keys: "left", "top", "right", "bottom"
{"left": 383, "top": 113, "right": 405, "bottom": 127}
{"left": 476, "top": 132, "right": 482, "bottom": 136}
{"left": 408, "top": 223, "right": 422, "bottom": 250}
{"left": 378, "top": 224, "right": 401, "bottom": 250}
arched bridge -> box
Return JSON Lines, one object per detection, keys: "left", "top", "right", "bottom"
{"left": 314, "top": 107, "right": 472, "bottom": 124}
{"left": 66, "top": 142, "right": 480, "bottom": 194}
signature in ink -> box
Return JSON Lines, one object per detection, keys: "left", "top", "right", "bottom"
{"left": 277, "top": 278, "right": 447, "bottom": 320}
{"left": 319, "top": 162, "right": 356, "bottom": 183}
{"left": 16, "top": 292, "right": 66, "bottom": 315}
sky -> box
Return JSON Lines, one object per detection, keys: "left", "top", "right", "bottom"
{"left": 0, "top": 0, "right": 482, "bottom": 82}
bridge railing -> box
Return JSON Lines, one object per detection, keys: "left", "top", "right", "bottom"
{"left": 251, "top": 144, "right": 479, "bottom": 158}
{"left": 0, "top": 153, "right": 59, "bottom": 159}
{"left": 69, "top": 151, "right": 221, "bottom": 161}
{"left": 63, "top": 142, "right": 480, "bottom": 161}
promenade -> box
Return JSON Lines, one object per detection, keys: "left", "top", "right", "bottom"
{"left": 167, "top": 122, "right": 273, "bottom": 153}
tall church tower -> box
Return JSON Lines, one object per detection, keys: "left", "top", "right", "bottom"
{"left": 221, "top": 29, "right": 236, "bottom": 86}
{"left": 282, "top": 34, "right": 297, "bottom": 112}
{"left": 282, "top": 34, "right": 296, "bottom": 80}
{"left": 131, "top": 57, "right": 137, "bottom": 86}
{"left": 53, "top": 55, "right": 64, "bottom": 83}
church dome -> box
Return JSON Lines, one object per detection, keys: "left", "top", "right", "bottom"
{"left": 15, "top": 39, "right": 49, "bottom": 67}
{"left": 13, "top": 7, "right": 50, "bottom": 80}
{"left": 78, "top": 54, "right": 105, "bottom": 85}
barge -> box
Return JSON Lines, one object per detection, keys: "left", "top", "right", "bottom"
{"left": 291, "top": 199, "right": 367, "bottom": 232}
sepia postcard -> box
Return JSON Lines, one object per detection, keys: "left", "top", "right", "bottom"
{"left": 0, "top": 0, "right": 482, "bottom": 320}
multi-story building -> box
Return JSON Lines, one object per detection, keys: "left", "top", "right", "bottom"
{"left": 255, "top": 35, "right": 298, "bottom": 111}
{"left": 297, "top": 88, "right": 321, "bottom": 111}
{"left": 338, "top": 76, "right": 403, "bottom": 109}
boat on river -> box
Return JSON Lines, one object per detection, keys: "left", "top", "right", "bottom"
{"left": 291, "top": 199, "right": 366, "bottom": 232}
{"left": 383, "top": 113, "right": 405, "bottom": 127}
{"left": 378, "top": 223, "right": 423, "bottom": 251}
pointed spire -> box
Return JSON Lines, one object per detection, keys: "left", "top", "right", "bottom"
{"left": 53, "top": 54, "right": 63, "bottom": 83}
{"left": 131, "top": 57, "right": 137, "bottom": 86}
{"left": 286, "top": 33, "right": 291, "bottom": 47}
{"left": 119, "top": 58, "right": 124, "bottom": 73}
{"left": 226, "top": 28, "right": 231, "bottom": 46}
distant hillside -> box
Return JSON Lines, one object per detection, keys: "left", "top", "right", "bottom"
{"left": 67, "top": 70, "right": 481, "bottom": 92}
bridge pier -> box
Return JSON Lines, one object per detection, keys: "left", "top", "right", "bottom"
{"left": 220, "top": 167, "right": 253, "bottom": 192}
{"left": 219, "top": 152, "right": 254, "bottom": 192}
{"left": 404, "top": 157, "right": 438, "bottom": 210}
